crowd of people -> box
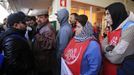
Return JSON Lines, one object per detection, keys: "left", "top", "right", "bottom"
{"left": 0, "top": 2, "right": 134, "bottom": 75}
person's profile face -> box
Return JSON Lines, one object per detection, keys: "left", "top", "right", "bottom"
{"left": 75, "top": 21, "right": 83, "bottom": 36}
{"left": 69, "top": 15, "right": 76, "bottom": 24}
{"left": 105, "top": 10, "right": 113, "bottom": 27}
{"left": 13, "top": 21, "right": 27, "bottom": 30}
{"left": 36, "top": 15, "right": 47, "bottom": 26}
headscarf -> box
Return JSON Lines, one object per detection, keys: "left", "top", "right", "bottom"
{"left": 105, "top": 2, "right": 128, "bottom": 30}
{"left": 74, "top": 21, "right": 96, "bottom": 42}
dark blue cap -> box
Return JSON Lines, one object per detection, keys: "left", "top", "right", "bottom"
{"left": 7, "top": 11, "right": 26, "bottom": 27}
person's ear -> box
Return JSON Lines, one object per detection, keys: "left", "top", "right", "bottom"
{"left": 13, "top": 23, "right": 19, "bottom": 29}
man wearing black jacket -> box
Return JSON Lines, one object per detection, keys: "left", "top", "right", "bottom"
{"left": 0, "top": 12, "right": 34, "bottom": 75}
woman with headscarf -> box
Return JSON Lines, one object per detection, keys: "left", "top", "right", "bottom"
{"left": 102, "top": 2, "right": 134, "bottom": 75}
{"left": 63, "top": 15, "right": 102, "bottom": 75}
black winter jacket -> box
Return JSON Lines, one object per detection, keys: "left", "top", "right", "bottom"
{"left": 0, "top": 28, "right": 34, "bottom": 75}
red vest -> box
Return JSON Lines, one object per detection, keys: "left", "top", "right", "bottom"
{"left": 63, "top": 38, "right": 93, "bottom": 75}
{"left": 102, "top": 28, "right": 122, "bottom": 75}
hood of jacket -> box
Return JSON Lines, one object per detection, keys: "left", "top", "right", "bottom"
{"left": 105, "top": 2, "right": 128, "bottom": 30}
{"left": 57, "top": 8, "right": 69, "bottom": 26}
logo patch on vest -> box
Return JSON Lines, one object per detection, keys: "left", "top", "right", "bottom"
{"left": 110, "top": 36, "right": 118, "bottom": 45}
{"left": 65, "top": 47, "right": 82, "bottom": 64}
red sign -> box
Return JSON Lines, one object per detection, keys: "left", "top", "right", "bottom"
{"left": 60, "top": 0, "right": 67, "bottom": 7}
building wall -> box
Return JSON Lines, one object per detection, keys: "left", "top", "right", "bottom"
{"left": 51, "top": 0, "right": 71, "bottom": 30}
{"left": 126, "top": 0, "right": 134, "bottom": 12}
{"left": 73, "top": 0, "right": 134, "bottom": 12}
{"left": 73, "top": 0, "right": 123, "bottom": 8}
{"left": 51, "top": 0, "right": 71, "bottom": 14}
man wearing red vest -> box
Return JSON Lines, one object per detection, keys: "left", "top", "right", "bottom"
{"left": 102, "top": 2, "right": 134, "bottom": 75}
{"left": 63, "top": 15, "right": 102, "bottom": 75}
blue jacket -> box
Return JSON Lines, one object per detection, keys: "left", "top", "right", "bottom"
{"left": 81, "top": 40, "right": 102, "bottom": 75}
{"left": 0, "top": 54, "right": 4, "bottom": 66}
{"left": 0, "top": 32, "right": 4, "bottom": 67}
{"left": 56, "top": 9, "right": 73, "bottom": 58}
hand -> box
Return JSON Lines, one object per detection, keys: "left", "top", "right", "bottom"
{"left": 106, "top": 45, "right": 115, "bottom": 52}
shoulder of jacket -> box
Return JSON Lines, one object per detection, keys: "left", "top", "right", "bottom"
{"left": 3, "top": 34, "right": 20, "bottom": 41}
{"left": 122, "top": 21, "right": 134, "bottom": 31}
{"left": 89, "top": 40, "right": 99, "bottom": 46}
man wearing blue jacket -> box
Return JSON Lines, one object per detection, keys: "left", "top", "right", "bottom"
{"left": 56, "top": 8, "right": 73, "bottom": 74}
